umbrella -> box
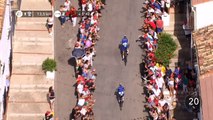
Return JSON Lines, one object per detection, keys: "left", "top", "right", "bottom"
{"left": 72, "top": 48, "right": 85, "bottom": 58}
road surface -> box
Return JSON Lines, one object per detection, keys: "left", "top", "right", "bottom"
{"left": 54, "top": 0, "right": 146, "bottom": 119}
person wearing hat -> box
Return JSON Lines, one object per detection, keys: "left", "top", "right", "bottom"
{"left": 45, "top": 111, "right": 54, "bottom": 120}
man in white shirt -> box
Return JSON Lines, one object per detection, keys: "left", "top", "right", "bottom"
{"left": 156, "top": 76, "right": 165, "bottom": 91}
{"left": 152, "top": 85, "right": 161, "bottom": 97}
{"left": 83, "top": 52, "right": 94, "bottom": 66}
{"left": 64, "top": 0, "right": 71, "bottom": 11}
{"left": 77, "top": 83, "right": 84, "bottom": 94}
{"left": 148, "top": 6, "right": 155, "bottom": 14}
{"left": 87, "top": 1, "right": 93, "bottom": 12}
{"left": 159, "top": 98, "right": 167, "bottom": 107}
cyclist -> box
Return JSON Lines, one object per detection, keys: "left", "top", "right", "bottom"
{"left": 117, "top": 84, "right": 125, "bottom": 102}
{"left": 120, "top": 35, "right": 129, "bottom": 60}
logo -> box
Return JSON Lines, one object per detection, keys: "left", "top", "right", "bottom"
{"left": 16, "top": 10, "right": 23, "bottom": 17}
{"left": 54, "top": 10, "right": 61, "bottom": 18}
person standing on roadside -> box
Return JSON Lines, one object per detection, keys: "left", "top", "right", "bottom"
{"left": 59, "top": 5, "right": 67, "bottom": 28}
{"left": 48, "top": 86, "right": 55, "bottom": 110}
{"left": 47, "top": 14, "right": 54, "bottom": 35}
{"left": 156, "top": 16, "right": 164, "bottom": 34}
{"left": 64, "top": 0, "right": 71, "bottom": 11}
{"left": 69, "top": 6, "right": 78, "bottom": 27}
{"left": 45, "top": 110, "right": 54, "bottom": 120}
{"left": 81, "top": 0, "right": 87, "bottom": 12}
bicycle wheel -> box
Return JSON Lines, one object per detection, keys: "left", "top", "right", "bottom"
{"left": 119, "top": 96, "right": 124, "bottom": 110}
{"left": 124, "top": 51, "right": 128, "bottom": 65}
{"left": 119, "top": 99, "right": 124, "bottom": 110}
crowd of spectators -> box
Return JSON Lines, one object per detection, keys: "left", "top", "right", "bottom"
{"left": 63, "top": 0, "right": 104, "bottom": 120}
{"left": 140, "top": 0, "right": 197, "bottom": 120}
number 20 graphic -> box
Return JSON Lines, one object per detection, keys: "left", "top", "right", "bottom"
{"left": 189, "top": 97, "right": 200, "bottom": 106}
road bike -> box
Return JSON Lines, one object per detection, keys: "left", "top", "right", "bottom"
{"left": 123, "top": 50, "right": 128, "bottom": 66}
{"left": 117, "top": 91, "right": 124, "bottom": 110}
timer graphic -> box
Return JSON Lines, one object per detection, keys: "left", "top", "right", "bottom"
{"left": 16, "top": 10, "right": 91, "bottom": 18}
{"left": 185, "top": 92, "right": 200, "bottom": 112}
{"left": 15, "top": 10, "right": 52, "bottom": 17}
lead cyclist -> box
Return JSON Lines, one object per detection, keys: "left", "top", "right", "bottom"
{"left": 120, "top": 35, "right": 129, "bottom": 60}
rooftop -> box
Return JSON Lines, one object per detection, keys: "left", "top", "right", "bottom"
{"left": 192, "top": 24, "right": 213, "bottom": 120}
{"left": 199, "top": 71, "right": 213, "bottom": 120}
{"left": 192, "top": 24, "right": 213, "bottom": 75}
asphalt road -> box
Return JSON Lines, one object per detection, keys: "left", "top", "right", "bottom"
{"left": 93, "top": 0, "right": 146, "bottom": 120}
{"left": 54, "top": 0, "right": 79, "bottom": 119}
{"left": 54, "top": 0, "right": 146, "bottom": 120}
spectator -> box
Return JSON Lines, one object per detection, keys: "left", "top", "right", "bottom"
{"left": 165, "top": 65, "right": 172, "bottom": 87}
{"left": 156, "top": 16, "right": 164, "bottom": 34}
{"left": 161, "top": 103, "right": 169, "bottom": 119}
{"left": 86, "top": 0, "right": 93, "bottom": 13}
{"left": 5, "top": 75, "right": 10, "bottom": 94}
{"left": 48, "top": 86, "right": 55, "bottom": 110}
{"left": 59, "top": 5, "right": 67, "bottom": 28}
{"left": 149, "top": 108, "right": 158, "bottom": 120}
{"left": 152, "top": 84, "right": 161, "bottom": 97}
{"left": 47, "top": 14, "right": 54, "bottom": 35}
{"left": 165, "top": 0, "right": 171, "bottom": 14}
{"left": 160, "top": 0, "right": 165, "bottom": 11}
{"left": 168, "top": 76, "right": 174, "bottom": 97}
{"left": 69, "top": 6, "right": 78, "bottom": 27}
{"left": 64, "top": 0, "right": 71, "bottom": 11}
{"left": 156, "top": 74, "right": 165, "bottom": 91}
{"left": 182, "top": 73, "right": 189, "bottom": 94}
{"left": 95, "top": 1, "right": 104, "bottom": 14}
{"left": 81, "top": 0, "right": 87, "bottom": 12}
{"left": 82, "top": 51, "right": 94, "bottom": 66}
{"left": 174, "top": 66, "right": 180, "bottom": 78}
{"left": 45, "top": 111, "right": 54, "bottom": 120}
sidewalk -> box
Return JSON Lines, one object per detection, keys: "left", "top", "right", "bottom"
{"left": 164, "top": 6, "right": 194, "bottom": 120}
{"left": 6, "top": 0, "right": 54, "bottom": 120}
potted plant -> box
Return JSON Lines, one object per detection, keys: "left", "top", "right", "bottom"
{"left": 42, "top": 58, "right": 56, "bottom": 79}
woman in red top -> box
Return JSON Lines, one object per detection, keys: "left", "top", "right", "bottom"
{"left": 156, "top": 16, "right": 164, "bottom": 34}
{"left": 148, "top": 21, "right": 156, "bottom": 31}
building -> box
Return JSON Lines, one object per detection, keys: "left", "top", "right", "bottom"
{"left": 192, "top": 24, "right": 213, "bottom": 120}
{"left": 189, "top": 0, "right": 213, "bottom": 120}
{"left": 0, "top": 0, "right": 13, "bottom": 119}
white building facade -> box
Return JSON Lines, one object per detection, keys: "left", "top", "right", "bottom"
{"left": 192, "top": 1, "right": 213, "bottom": 30}
{"left": 0, "top": 0, "right": 12, "bottom": 119}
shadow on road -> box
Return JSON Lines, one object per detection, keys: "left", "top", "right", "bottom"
{"left": 68, "top": 57, "right": 77, "bottom": 78}
{"left": 118, "top": 44, "right": 122, "bottom": 59}
{"left": 69, "top": 109, "right": 75, "bottom": 120}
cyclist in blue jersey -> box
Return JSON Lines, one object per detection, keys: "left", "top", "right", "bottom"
{"left": 117, "top": 83, "right": 125, "bottom": 102}
{"left": 120, "top": 35, "right": 129, "bottom": 60}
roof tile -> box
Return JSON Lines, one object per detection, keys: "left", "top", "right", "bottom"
{"left": 193, "top": 24, "right": 213, "bottom": 75}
